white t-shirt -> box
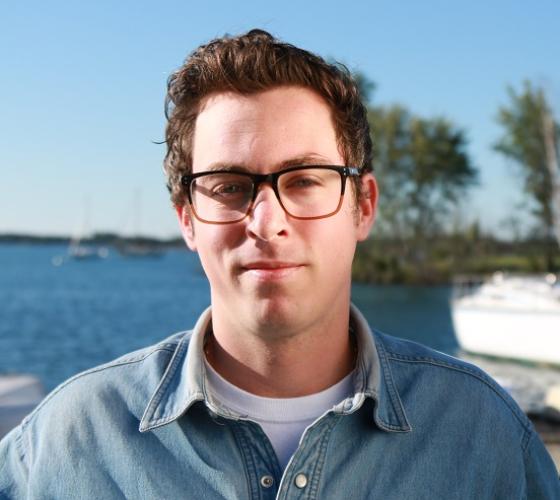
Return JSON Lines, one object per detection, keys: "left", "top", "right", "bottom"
{"left": 204, "top": 358, "right": 354, "bottom": 469}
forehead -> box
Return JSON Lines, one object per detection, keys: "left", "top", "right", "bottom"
{"left": 191, "top": 86, "right": 342, "bottom": 172}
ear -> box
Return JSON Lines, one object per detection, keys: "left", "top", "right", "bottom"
{"left": 175, "top": 205, "right": 197, "bottom": 251}
{"left": 355, "top": 173, "right": 378, "bottom": 241}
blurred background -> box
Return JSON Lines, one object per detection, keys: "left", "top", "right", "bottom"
{"left": 1, "top": 0, "right": 559, "bottom": 463}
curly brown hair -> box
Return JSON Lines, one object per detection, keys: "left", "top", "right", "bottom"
{"left": 163, "top": 29, "right": 372, "bottom": 207}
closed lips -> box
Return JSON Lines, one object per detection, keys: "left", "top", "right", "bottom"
{"left": 242, "top": 262, "right": 301, "bottom": 270}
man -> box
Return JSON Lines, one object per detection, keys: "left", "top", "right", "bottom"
{"left": 1, "top": 29, "right": 558, "bottom": 499}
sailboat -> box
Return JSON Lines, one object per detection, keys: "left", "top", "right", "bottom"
{"left": 52, "top": 197, "right": 109, "bottom": 265}
{"left": 452, "top": 102, "right": 560, "bottom": 366}
{"left": 114, "top": 190, "right": 164, "bottom": 258}
{"left": 68, "top": 236, "right": 109, "bottom": 260}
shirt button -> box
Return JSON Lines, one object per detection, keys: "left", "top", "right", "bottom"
{"left": 260, "top": 475, "right": 274, "bottom": 488}
{"left": 294, "top": 473, "right": 308, "bottom": 489}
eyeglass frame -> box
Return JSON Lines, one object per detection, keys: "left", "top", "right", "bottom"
{"left": 180, "top": 165, "right": 361, "bottom": 225}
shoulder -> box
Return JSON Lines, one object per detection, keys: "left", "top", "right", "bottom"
{"left": 373, "top": 330, "right": 532, "bottom": 434}
{"left": 0, "top": 331, "right": 196, "bottom": 494}
{"left": 20, "top": 330, "right": 193, "bottom": 434}
{"left": 372, "top": 332, "right": 560, "bottom": 492}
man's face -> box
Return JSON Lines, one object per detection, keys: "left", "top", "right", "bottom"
{"left": 178, "top": 86, "right": 376, "bottom": 336}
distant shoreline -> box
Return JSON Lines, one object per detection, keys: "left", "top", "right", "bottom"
{"left": 3, "top": 232, "right": 559, "bottom": 285}
{"left": 0, "top": 233, "right": 184, "bottom": 248}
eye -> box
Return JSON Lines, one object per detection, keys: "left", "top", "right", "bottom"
{"left": 284, "top": 174, "right": 323, "bottom": 189}
{"left": 211, "top": 181, "right": 252, "bottom": 198}
{"left": 214, "top": 183, "right": 243, "bottom": 194}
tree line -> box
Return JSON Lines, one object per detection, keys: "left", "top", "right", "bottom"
{"left": 353, "top": 77, "right": 560, "bottom": 284}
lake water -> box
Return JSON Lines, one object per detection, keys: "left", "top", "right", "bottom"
{"left": 0, "top": 243, "right": 458, "bottom": 391}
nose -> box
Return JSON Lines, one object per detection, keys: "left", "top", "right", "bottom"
{"left": 246, "top": 184, "right": 288, "bottom": 242}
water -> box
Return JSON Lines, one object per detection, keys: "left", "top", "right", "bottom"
{"left": 0, "top": 243, "right": 458, "bottom": 391}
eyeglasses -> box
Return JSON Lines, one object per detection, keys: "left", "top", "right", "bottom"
{"left": 180, "top": 165, "right": 360, "bottom": 224}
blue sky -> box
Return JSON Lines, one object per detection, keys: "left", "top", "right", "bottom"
{"left": 1, "top": 0, "right": 559, "bottom": 238}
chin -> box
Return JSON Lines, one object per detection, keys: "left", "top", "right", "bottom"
{"left": 250, "top": 297, "right": 301, "bottom": 337}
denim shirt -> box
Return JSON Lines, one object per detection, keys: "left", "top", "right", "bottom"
{"left": 1, "top": 305, "right": 558, "bottom": 499}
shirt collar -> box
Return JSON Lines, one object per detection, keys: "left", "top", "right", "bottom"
{"left": 349, "top": 304, "right": 411, "bottom": 432}
{"left": 139, "top": 307, "right": 212, "bottom": 432}
{"left": 140, "top": 304, "right": 411, "bottom": 433}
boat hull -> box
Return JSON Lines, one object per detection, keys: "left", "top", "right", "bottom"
{"left": 452, "top": 305, "right": 560, "bottom": 366}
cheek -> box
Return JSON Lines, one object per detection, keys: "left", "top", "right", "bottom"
{"left": 330, "top": 236, "right": 357, "bottom": 271}
{"left": 195, "top": 226, "right": 243, "bottom": 270}
{"left": 334, "top": 212, "right": 359, "bottom": 262}
{"left": 310, "top": 216, "right": 357, "bottom": 266}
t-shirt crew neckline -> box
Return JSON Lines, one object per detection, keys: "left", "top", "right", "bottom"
{"left": 203, "top": 356, "right": 355, "bottom": 423}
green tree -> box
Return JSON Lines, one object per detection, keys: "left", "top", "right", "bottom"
{"left": 494, "top": 81, "right": 560, "bottom": 250}
{"left": 369, "top": 105, "right": 478, "bottom": 244}
{"left": 364, "top": 105, "right": 477, "bottom": 281}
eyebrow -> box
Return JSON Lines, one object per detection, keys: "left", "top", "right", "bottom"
{"left": 203, "top": 154, "right": 334, "bottom": 173}
{"left": 205, "top": 163, "right": 248, "bottom": 173}
{"left": 278, "top": 154, "right": 333, "bottom": 169}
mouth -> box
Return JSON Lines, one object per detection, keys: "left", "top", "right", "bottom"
{"left": 240, "top": 261, "right": 305, "bottom": 280}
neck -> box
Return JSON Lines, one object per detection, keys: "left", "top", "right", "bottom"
{"left": 205, "top": 301, "right": 356, "bottom": 398}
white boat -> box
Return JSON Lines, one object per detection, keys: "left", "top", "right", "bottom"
{"left": 51, "top": 197, "right": 109, "bottom": 266}
{"left": 452, "top": 273, "right": 560, "bottom": 366}
{"left": 114, "top": 240, "right": 163, "bottom": 258}
{"left": 68, "top": 238, "right": 109, "bottom": 260}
